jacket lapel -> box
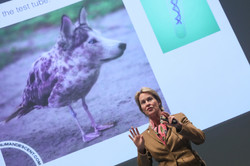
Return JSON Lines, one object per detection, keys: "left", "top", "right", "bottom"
{"left": 147, "top": 126, "right": 164, "bottom": 145}
{"left": 165, "top": 126, "right": 173, "bottom": 143}
{"left": 147, "top": 125, "right": 174, "bottom": 145}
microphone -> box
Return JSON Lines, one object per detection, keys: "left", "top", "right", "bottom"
{"left": 160, "top": 115, "right": 177, "bottom": 124}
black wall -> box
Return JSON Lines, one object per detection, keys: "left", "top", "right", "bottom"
{"left": 0, "top": 0, "right": 11, "bottom": 4}
{"left": 219, "top": 0, "right": 250, "bottom": 64}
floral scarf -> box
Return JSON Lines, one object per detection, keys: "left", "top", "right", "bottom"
{"left": 149, "top": 119, "right": 168, "bottom": 145}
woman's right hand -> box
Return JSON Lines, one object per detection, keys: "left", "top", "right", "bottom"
{"left": 129, "top": 127, "right": 145, "bottom": 154}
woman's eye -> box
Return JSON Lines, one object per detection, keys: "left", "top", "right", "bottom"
{"left": 147, "top": 97, "right": 152, "bottom": 102}
{"left": 88, "top": 38, "right": 97, "bottom": 44}
{"left": 140, "top": 100, "right": 145, "bottom": 105}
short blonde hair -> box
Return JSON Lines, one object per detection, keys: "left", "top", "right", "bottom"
{"left": 135, "top": 87, "right": 164, "bottom": 114}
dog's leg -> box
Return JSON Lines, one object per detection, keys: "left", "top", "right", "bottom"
{"left": 69, "top": 105, "right": 100, "bottom": 142}
{"left": 82, "top": 98, "right": 114, "bottom": 132}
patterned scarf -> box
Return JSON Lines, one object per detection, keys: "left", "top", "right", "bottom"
{"left": 149, "top": 118, "right": 168, "bottom": 145}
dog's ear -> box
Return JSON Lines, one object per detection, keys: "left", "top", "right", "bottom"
{"left": 61, "top": 15, "right": 74, "bottom": 40}
{"left": 79, "top": 8, "right": 88, "bottom": 25}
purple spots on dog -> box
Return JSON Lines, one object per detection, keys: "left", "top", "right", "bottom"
{"left": 41, "top": 58, "right": 52, "bottom": 72}
{"left": 53, "top": 67, "right": 58, "bottom": 73}
{"left": 25, "top": 75, "right": 58, "bottom": 107}
{"left": 29, "top": 72, "right": 35, "bottom": 84}
{"left": 47, "top": 59, "right": 52, "bottom": 67}
{"left": 51, "top": 77, "right": 58, "bottom": 86}
{"left": 58, "top": 40, "right": 69, "bottom": 51}
{"left": 40, "top": 57, "right": 47, "bottom": 61}
{"left": 77, "top": 64, "right": 85, "bottom": 70}
{"left": 42, "top": 71, "right": 50, "bottom": 81}
{"left": 35, "top": 70, "right": 42, "bottom": 84}
{"left": 55, "top": 83, "right": 63, "bottom": 91}
{"left": 62, "top": 67, "right": 68, "bottom": 74}
{"left": 64, "top": 56, "right": 70, "bottom": 63}
{"left": 73, "top": 28, "right": 88, "bottom": 48}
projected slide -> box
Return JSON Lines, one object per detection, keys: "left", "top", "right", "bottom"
{"left": 140, "top": 0, "right": 220, "bottom": 53}
{"left": 1, "top": 0, "right": 250, "bottom": 165}
{"left": 0, "top": 0, "right": 169, "bottom": 165}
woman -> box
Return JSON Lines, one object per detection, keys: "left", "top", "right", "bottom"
{"left": 129, "top": 87, "right": 206, "bottom": 166}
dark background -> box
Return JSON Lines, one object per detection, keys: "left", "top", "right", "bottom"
{"left": 117, "top": 0, "right": 250, "bottom": 165}
{"left": 0, "top": 0, "right": 10, "bottom": 4}
{"left": 219, "top": 0, "right": 250, "bottom": 64}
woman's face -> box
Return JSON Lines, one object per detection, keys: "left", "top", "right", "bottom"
{"left": 139, "top": 92, "right": 161, "bottom": 118}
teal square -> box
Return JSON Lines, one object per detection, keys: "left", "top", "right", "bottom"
{"left": 140, "top": 0, "right": 220, "bottom": 53}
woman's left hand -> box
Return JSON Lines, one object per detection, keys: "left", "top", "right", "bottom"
{"left": 160, "top": 112, "right": 182, "bottom": 131}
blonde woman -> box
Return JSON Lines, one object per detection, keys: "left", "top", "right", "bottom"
{"left": 129, "top": 87, "right": 206, "bottom": 166}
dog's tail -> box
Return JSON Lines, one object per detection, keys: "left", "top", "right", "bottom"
{"left": 5, "top": 105, "right": 35, "bottom": 123}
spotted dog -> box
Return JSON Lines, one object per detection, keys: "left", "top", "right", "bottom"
{"left": 5, "top": 8, "right": 126, "bottom": 142}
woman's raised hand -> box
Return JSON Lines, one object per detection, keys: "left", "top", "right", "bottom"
{"left": 129, "top": 127, "right": 145, "bottom": 154}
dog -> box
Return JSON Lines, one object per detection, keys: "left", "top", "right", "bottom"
{"left": 5, "top": 8, "right": 126, "bottom": 142}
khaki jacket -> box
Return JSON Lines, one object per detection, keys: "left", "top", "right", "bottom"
{"left": 138, "top": 113, "right": 206, "bottom": 166}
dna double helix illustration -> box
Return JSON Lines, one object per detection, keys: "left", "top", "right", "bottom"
{"left": 170, "top": 0, "right": 186, "bottom": 38}
{"left": 171, "top": 0, "right": 182, "bottom": 24}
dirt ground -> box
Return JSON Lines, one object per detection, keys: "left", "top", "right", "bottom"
{"left": 0, "top": 8, "right": 169, "bottom": 166}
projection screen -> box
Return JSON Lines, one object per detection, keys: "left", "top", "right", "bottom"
{"left": 0, "top": 0, "right": 249, "bottom": 165}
